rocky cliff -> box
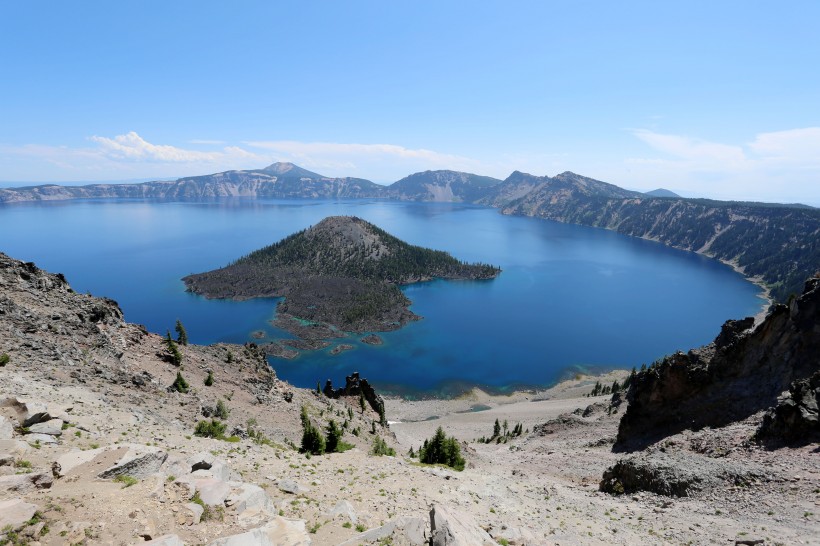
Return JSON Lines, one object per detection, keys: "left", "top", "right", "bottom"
{"left": 615, "top": 276, "right": 820, "bottom": 451}
{"left": 385, "top": 170, "right": 501, "bottom": 202}
{"left": 496, "top": 182, "right": 820, "bottom": 301}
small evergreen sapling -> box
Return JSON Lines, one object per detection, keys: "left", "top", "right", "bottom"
{"left": 175, "top": 319, "right": 188, "bottom": 346}
{"left": 171, "top": 371, "right": 189, "bottom": 393}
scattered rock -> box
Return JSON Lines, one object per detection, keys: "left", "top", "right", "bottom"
{"left": 327, "top": 499, "right": 357, "bottom": 524}
{"left": 278, "top": 478, "right": 310, "bottom": 494}
{"left": 144, "top": 534, "right": 186, "bottom": 546}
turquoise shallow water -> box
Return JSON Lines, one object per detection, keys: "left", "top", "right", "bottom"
{"left": 0, "top": 198, "right": 764, "bottom": 397}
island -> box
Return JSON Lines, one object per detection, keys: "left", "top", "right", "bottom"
{"left": 183, "top": 216, "right": 500, "bottom": 342}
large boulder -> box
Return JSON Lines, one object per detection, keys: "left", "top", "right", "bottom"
{"left": 600, "top": 452, "right": 768, "bottom": 497}
{"left": 55, "top": 444, "right": 167, "bottom": 479}
{"left": 326, "top": 500, "right": 357, "bottom": 524}
{"left": 0, "top": 398, "right": 63, "bottom": 427}
{"left": 0, "top": 416, "right": 13, "bottom": 439}
{"left": 0, "top": 439, "right": 29, "bottom": 459}
{"left": 189, "top": 477, "right": 231, "bottom": 506}
{"left": 206, "top": 517, "right": 311, "bottom": 546}
{"left": 28, "top": 418, "right": 64, "bottom": 436}
{"left": 0, "top": 498, "right": 39, "bottom": 531}
{"left": 226, "top": 483, "right": 276, "bottom": 523}
{"left": 97, "top": 445, "right": 168, "bottom": 479}
{"left": 0, "top": 472, "right": 53, "bottom": 493}
{"left": 429, "top": 505, "right": 495, "bottom": 546}
{"left": 337, "top": 516, "right": 428, "bottom": 546}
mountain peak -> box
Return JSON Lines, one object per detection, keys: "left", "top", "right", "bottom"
{"left": 262, "top": 162, "right": 325, "bottom": 178}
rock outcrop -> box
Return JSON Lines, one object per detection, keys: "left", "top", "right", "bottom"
{"left": 600, "top": 452, "right": 768, "bottom": 497}
{"left": 756, "top": 370, "right": 820, "bottom": 445}
{"left": 323, "top": 372, "right": 386, "bottom": 424}
{"left": 615, "top": 277, "right": 820, "bottom": 450}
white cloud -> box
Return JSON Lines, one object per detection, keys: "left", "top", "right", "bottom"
{"left": 0, "top": 132, "right": 268, "bottom": 182}
{"left": 747, "top": 127, "right": 820, "bottom": 166}
{"left": 90, "top": 132, "right": 234, "bottom": 162}
{"left": 621, "top": 127, "right": 820, "bottom": 203}
{"left": 631, "top": 130, "right": 746, "bottom": 165}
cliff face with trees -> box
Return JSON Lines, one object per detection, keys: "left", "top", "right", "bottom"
{"left": 489, "top": 172, "right": 820, "bottom": 302}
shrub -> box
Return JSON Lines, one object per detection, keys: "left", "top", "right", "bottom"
{"left": 215, "top": 399, "right": 230, "bottom": 419}
{"left": 371, "top": 436, "right": 396, "bottom": 456}
{"left": 204, "top": 370, "right": 214, "bottom": 386}
{"left": 171, "top": 371, "right": 189, "bottom": 393}
{"left": 300, "top": 406, "right": 325, "bottom": 455}
{"left": 325, "top": 420, "right": 342, "bottom": 453}
{"left": 0, "top": 353, "right": 9, "bottom": 366}
{"left": 114, "top": 474, "right": 138, "bottom": 488}
{"left": 418, "top": 426, "right": 465, "bottom": 471}
{"left": 194, "top": 419, "right": 227, "bottom": 439}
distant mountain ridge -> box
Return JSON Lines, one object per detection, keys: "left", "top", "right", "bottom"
{"left": 644, "top": 188, "right": 680, "bottom": 198}
{"left": 2, "top": 162, "right": 817, "bottom": 302}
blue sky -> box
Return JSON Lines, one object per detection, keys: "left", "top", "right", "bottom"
{"left": 1, "top": 1, "right": 818, "bottom": 204}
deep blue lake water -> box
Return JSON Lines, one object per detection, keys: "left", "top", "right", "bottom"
{"left": 0, "top": 199, "right": 764, "bottom": 397}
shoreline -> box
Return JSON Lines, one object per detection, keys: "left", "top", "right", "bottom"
{"left": 384, "top": 368, "right": 630, "bottom": 425}
{"left": 713, "top": 256, "right": 773, "bottom": 325}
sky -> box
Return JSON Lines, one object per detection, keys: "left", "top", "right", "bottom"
{"left": 1, "top": 1, "right": 818, "bottom": 204}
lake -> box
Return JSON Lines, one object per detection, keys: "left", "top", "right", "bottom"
{"left": 0, "top": 198, "right": 764, "bottom": 397}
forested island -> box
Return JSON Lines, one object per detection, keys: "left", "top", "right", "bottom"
{"left": 183, "top": 216, "right": 500, "bottom": 339}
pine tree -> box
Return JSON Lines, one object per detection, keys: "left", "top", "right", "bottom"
{"left": 418, "top": 426, "right": 465, "bottom": 471}
{"left": 175, "top": 319, "right": 188, "bottom": 346}
{"left": 493, "top": 418, "right": 501, "bottom": 438}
